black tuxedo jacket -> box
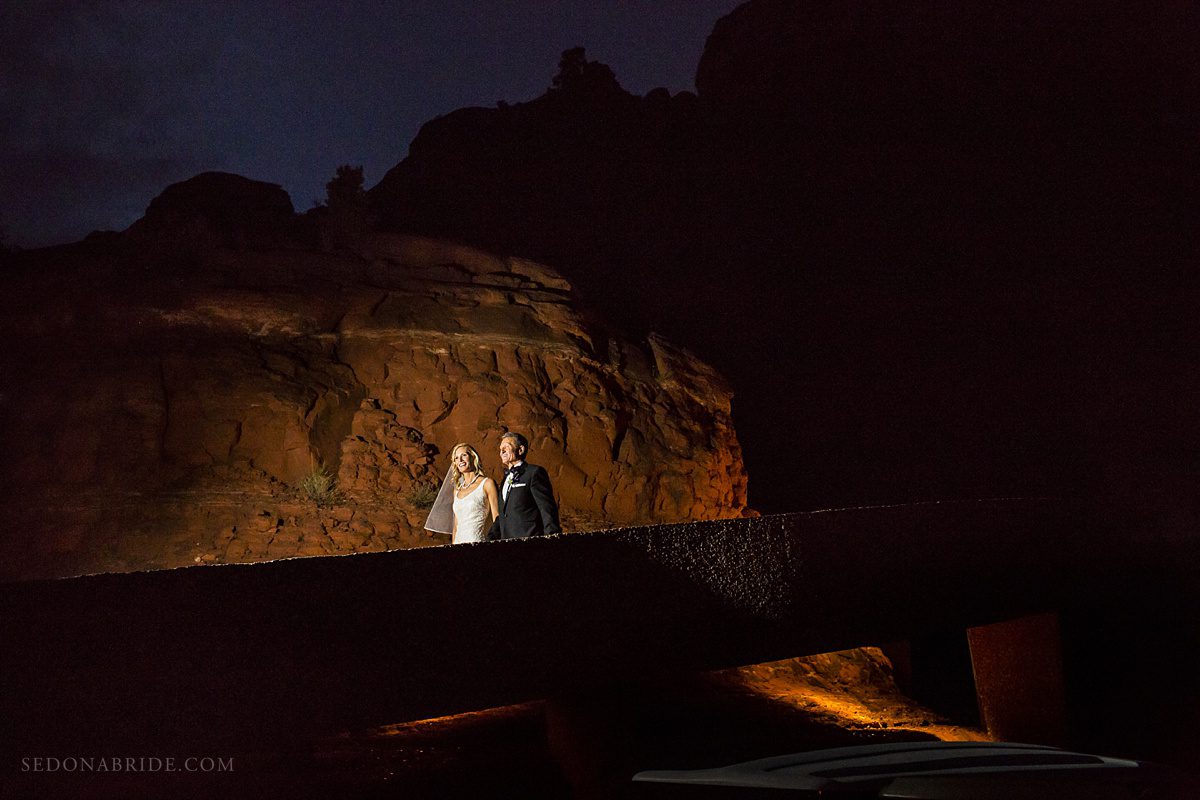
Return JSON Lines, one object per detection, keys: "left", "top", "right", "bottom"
{"left": 487, "top": 463, "right": 561, "bottom": 540}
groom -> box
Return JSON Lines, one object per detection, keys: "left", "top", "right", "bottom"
{"left": 487, "top": 431, "right": 561, "bottom": 540}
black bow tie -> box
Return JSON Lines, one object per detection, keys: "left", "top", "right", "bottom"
{"left": 505, "top": 466, "right": 524, "bottom": 476}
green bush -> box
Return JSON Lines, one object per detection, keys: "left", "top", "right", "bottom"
{"left": 300, "top": 465, "right": 342, "bottom": 507}
{"left": 406, "top": 480, "right": 439, "bottom": 509}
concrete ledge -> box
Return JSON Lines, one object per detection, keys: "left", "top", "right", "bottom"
{"left": 0, "top": 499, "right": 1143, "bottom": 748}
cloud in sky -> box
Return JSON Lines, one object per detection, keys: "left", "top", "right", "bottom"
{"left": 1, "top": 2, "right": 217, "bottom": 245}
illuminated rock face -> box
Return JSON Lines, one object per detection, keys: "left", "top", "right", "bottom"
{"left": 0, "top": 226, "right": 747, "bottom": 581}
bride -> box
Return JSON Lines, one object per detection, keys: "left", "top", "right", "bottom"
{"left": 423, "top": 443, "right": 499, "bottom": 544}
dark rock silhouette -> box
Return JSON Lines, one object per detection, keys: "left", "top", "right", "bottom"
{"left": 126, "top": 171, "right": 296, "bottom": 248}
{"left": 369, "top": 47, "right": 705, "bottom": 338}
{"left": 368, "top": 2, "right": 1200, "bottom": 514}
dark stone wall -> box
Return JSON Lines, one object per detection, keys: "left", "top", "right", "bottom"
{"left": 5, "top": 498, "right": 1182, "bottom": 753}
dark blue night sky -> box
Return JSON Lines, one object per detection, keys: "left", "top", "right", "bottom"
{"left": 1, "top": 1, "right": 741, "bottom": 248}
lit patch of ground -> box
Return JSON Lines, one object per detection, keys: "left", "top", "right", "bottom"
{"left": 712, "top": 648, "right": 991, "bottom": 743}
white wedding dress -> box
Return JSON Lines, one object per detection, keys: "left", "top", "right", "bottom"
{"left": 452, "top": 480, "right": 490, "bottom": 544}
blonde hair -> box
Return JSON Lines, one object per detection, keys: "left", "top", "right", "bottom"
{"left": 449, "top": 443, "right": 484, "bottom": 487}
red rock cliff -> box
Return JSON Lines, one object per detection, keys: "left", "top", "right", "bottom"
{"left": 0, "top": 179, "right": 748, "bottom": 581}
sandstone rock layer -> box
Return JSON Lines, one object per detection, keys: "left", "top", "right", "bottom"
{"left": 0, "top": 228, "right": 747, "bottom": 581}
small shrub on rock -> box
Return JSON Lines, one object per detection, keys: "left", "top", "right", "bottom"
{"left": 406, "top": 480, "right": 439, "bottom": 509}
{"left": 300, "top": 465, "right": 342, "bottom": 507}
